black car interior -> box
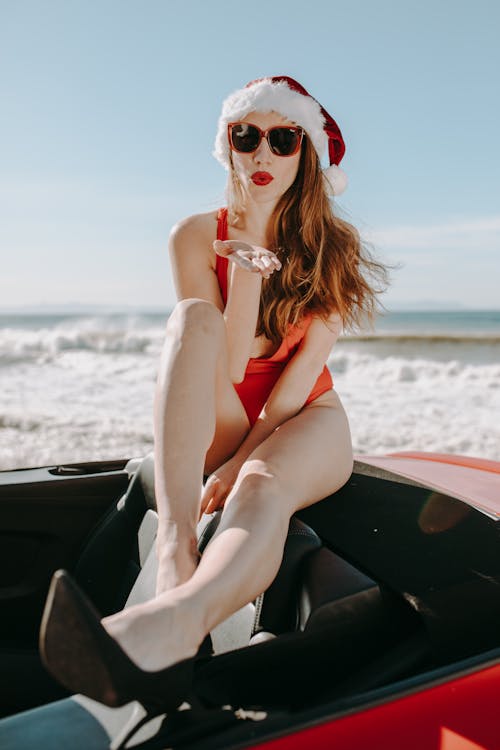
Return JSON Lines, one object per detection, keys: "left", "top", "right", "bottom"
{"left": 1, "top": 453, "right": 500, "bottom": 748}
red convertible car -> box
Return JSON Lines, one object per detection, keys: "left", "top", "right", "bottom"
{"left": 0, "top": 450, "right": 500, "bottom": 749}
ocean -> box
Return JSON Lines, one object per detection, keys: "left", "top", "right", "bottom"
{"left": 1, "top": 310, "right": 499, "bottom": 471}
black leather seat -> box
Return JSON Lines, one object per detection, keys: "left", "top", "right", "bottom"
{"left": 71, "top": 452, "right": 426, "bottom": 679}
{"left": 73, "top": 453, "right": 156, "bottom": 615}
{"left": 74, "top": 453, "right": 325, "bottom": 640}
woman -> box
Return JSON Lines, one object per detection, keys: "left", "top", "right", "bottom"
{"left": 40, "top": 76, "right": 387, "bottom": 712}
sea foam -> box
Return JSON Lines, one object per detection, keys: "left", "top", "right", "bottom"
{"left": 1, "top": 313, "right": 499, "bottom": 470}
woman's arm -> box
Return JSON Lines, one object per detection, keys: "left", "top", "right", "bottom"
{"left": 222, "top": 262, "right": 262, "bottom": 382}
{"left": 200, "top": 312, "right": 343, "bottom": 514}
{"left": 213, "top": 239, "right": 282, "bottom": 381}
{"left": 169, "top": 216, "right": 280, "bottom": 383}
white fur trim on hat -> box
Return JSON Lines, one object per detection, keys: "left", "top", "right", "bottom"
{"left": 323, "top": 163, "right": 348, "bottom": 196}
{"left": 213, "top": 78, "right": 328, "bottom": 170}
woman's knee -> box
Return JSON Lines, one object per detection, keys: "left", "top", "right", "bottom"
{"left": 167, "top": 298, "right": 224, "bottom": 338}
{"left": 227, "top": 461, "right": 288, "bottom": 513}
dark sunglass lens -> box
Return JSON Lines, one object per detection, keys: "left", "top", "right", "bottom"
{"left": 230, "top": 124, "right": 260, "bottom": 153}
{"left": 269, "top": 128, "right": 301, "bottom": 155}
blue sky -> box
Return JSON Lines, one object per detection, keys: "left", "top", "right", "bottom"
{"left": 1, "top": 0, "right": 499, "bottom": 311}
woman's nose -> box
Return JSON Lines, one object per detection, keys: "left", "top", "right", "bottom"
{"left": 253, "top": 136, "right": 273, "bottom": 163}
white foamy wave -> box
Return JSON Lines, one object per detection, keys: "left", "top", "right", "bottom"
{"left": 1, "top": 316, "right": 499, "bottom": 471}
{"left": 0, "top": 318, "right": 166, "bottom": 365}
{"left": 331, "top": 350, "right": 500, "bottom": 389}
{"left": 329, "top": 349, "right": 500, "bottom": 461}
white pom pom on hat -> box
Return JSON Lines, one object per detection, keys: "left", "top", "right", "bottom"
{"left": 323, "top": 163, "right": 348, "bottom": 196}
{"left": 213, "top": 75, "right": 348, "bottom": 196}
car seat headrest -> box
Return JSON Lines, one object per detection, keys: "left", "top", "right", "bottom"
{"left": 137, "top": 453, "right": 156, "bottom": 510}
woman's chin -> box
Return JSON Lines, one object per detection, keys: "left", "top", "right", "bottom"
{"left": 244, "top": 183, "right": 287, "bottom": 204}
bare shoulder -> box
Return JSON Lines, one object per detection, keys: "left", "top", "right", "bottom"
{"left": 301, "top": 311, "right": 343, "bottom": 357}
{"left": 169, "top": 211, "right": 219, "bottom": 265}
{"left": 311, "top": 310, "right": 343, "bottom": 332}
{"left": 168, "top": 211, "right": 224, "bottom": 307}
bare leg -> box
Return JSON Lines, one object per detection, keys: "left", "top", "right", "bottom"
{"left": 151, "top": 298, "right": 249, "bottom": 592}
{"left": 102, "top": 391, "right": 352, "bottom": 672}
{"left": 174, "top": 392, "right": 353, "bottom": 634}
{"left": 102, "top": 298, "right": 251, "bottom": 661}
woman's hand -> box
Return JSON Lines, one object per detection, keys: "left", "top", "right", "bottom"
{"left": 199, "top": 457, "right": 243, "bottom": 517}
{"left": 213, "top": 239, "right": 281, "bottom": 279}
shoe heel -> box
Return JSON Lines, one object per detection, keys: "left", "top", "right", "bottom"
{"left": 40, "top": 569, "right": 197, "bottom": 711}
{"left": 40, "top": 569, "right": 124, "bottom": 705}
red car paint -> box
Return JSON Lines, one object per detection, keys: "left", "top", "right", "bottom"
{"left": 251, "top": 645, "right": 500, "bottom": 750}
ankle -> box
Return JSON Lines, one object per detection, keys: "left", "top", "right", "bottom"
{"left": 157, "top": 517, "right": 197, "bottom": 540}
{"left": 157, "top": 519, "right": 197, "bottom": 557}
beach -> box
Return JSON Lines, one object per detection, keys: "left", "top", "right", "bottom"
{"left": 1, "top": 310, "right": 499, "bottom": 471}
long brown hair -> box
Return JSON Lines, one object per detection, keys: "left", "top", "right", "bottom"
{"left": 228, "top": 136, "right": 389, "bottom": 345}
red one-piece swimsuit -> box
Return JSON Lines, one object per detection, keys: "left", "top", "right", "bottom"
{"left": 215, "top": 208, "right": 333, "bottom": 426}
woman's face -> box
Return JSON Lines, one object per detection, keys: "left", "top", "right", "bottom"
{"left": 230, "top": 111, "right": 302, "bottom": 206}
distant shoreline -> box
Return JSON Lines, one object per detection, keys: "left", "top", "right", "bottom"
{"left": 1, "top": 305, "right": 500, "bottom": 316}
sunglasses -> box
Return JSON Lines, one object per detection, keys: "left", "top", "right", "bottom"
{"left": 228, "top": 122, "right": 304, "bottom": 157}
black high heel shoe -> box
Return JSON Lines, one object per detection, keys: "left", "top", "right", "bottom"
{"left": 39, "top": 569, "right": 197, "bottom": 713}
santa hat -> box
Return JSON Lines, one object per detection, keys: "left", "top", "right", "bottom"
{"left": 213, "top": 75, "right": 348, "bottom": 196}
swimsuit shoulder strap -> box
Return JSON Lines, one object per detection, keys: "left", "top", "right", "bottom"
{"left": 215, "top": 208, "right": 229, "bottom": 305}
{"left": 216, "top": 207, "right": 228, "bottom": 240}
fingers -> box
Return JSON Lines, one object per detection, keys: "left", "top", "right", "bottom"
{"left": 234, "top": 252, "right": 260, "bottom": 273}
{"left": 270, "top": 255, "right": 282, "bottom": 271}
{"left": 251, "top": 249, "right": 282, "bottom": 273}
{"left": 248, "top": 255, "right": 268, "bottom": 276}
{"left": 205, "top": 495, "right": 225, "bottom": 515}
{"left": 199, "top": 478, "right": 214, "bottom": 517}
{"left": 213, "top": 240, "right": 257, "bottom": 272}
{"left": 213, "top": 241, "right": 282, "bottom": 278}
{"left": 199, "top": 474, "right": 226, "bottom": 518}
{"left": 214, "top": 240, "right": 281, "bottom": 279}
{"left": 252, "top": 255, "right": 281, "bottom": 278}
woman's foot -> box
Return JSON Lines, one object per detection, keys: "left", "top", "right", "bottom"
{"left": 102, "top": 588, "right": 205, "bottom": 673}
{"left": 39, "top": 571, "right": 198, "bottom": 709}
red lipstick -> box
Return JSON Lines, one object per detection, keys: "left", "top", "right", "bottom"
{"left": 251, "top": 171, "right": 273, "bottom": 186}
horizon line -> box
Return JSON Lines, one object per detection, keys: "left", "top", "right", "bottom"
{"left": 1, "top": 304, "right": 500, "bottom": 315}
